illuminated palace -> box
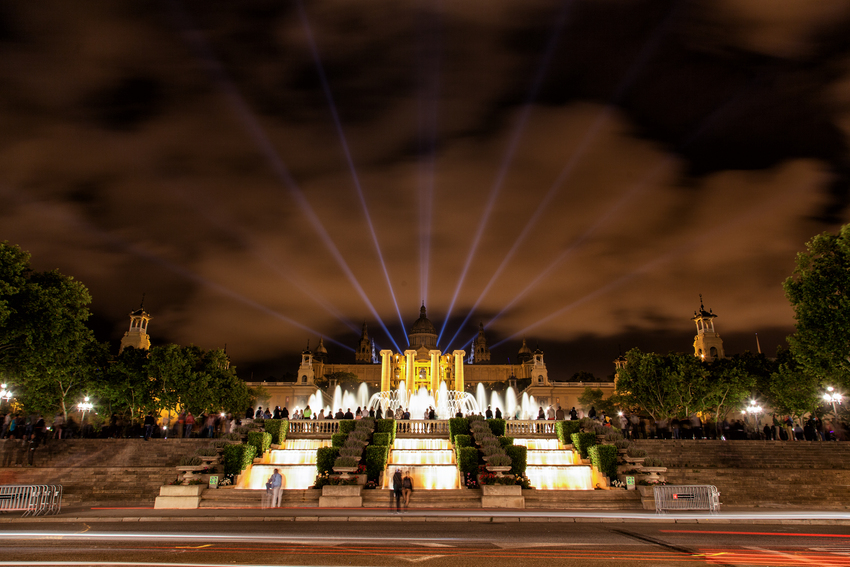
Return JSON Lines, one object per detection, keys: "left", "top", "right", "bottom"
{"left": 251, "top": 304, "right": 616, "bottom": 414}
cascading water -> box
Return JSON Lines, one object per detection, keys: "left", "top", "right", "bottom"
{"left": 505, "top": 386, "right": 517, "bottom": 419}
{"left": 384, "top": 438, "right": 458, "bottom": 489}
{"left": 476, "top": 383, "right": 487, "bottom": 415}
{"left": 236, "top": 439, "right": 331, "bottom": 490}
{"left": 512, "top": 438, "right": 593, "bottom": 489}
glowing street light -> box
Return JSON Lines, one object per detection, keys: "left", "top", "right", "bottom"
{"left": 77, "top": 396, "right": 94, "bottom": 422}
{"left": 746, "top": 400, "right": 763, "bottom": 434}
{"left": 0, "top": 383, "right": 13, "bottom": 405}
{"left": 823, "top": 386, "right": 842, "bottom": 414}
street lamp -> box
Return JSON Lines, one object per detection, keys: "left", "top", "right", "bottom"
{"left": 0, "top": 383, "right": 13, "bottom": 405}
{"left": 746, "top": 400, "right": 763, "bottom": 436}
{"left": 823, "top": 386, "right": 843, "bottom": 414}
{"left": 77, "top": 396, "right": 93, "bottom": 423}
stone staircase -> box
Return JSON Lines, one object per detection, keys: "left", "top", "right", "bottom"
{"left": 362, "top": 488, "right": 482, "bottom": 509}
{"left": 523, "top": 489, "right": 641, "bottom": 510}
{"left": 199, "top": 488, "right": 320, "bottom": 508}
{"left": 632, "top": 440, "right": 850, "bottom": 508}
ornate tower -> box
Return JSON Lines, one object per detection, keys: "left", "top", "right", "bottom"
{"left": 692, "top": 295, "right": 725, "bottom": 362}
{"left": 355, "top": 321, "right": 371, "bottom": 363}
{"left": 408, "top": 303, "right": 437, "bottom": 352}
{"left": 531, "top": 346, "right": 550, "bottom": 386}
{"left": 119, "top": 300, "right": 151, "bottom": 354}
{"left": 472, "top": 322, "right": 491, "bottom": 364}
{"left": 297, "top": 341, "right": 315, "bottom": 385}
{"left": 517, "top": 339, "right": 532, "bottom": 364}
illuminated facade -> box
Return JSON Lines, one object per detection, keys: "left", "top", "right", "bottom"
{"left": 692, "top": 295, "right": 725, "bottom": 362}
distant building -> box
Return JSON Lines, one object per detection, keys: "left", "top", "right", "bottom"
{"left": 692, "top": 295, "right": 725, "bottom": 362}
{"left": 119, "top": 301, "right": 152, "bottom": 354}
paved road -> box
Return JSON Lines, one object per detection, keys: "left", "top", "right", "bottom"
{"left": 1, "top": 520, "right": 849, "bottom": 566}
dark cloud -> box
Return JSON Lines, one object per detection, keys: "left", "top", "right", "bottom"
{"left": 0, "top": 0, "right": 848, "bottom": 382}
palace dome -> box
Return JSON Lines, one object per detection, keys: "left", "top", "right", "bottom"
{"left": 410, "top": 304, "right": 436, "bottom": 335}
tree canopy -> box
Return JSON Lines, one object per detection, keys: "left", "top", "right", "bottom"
{"left": 784, "top": 223, "right": 850, "bottom": 391}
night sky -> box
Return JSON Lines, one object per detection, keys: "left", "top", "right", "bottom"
{"left": 2, "top": 0, "right": 849, "bottom": 382}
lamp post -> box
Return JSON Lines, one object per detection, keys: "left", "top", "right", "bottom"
{"left": 823, "top": 386, "right": 843, "bottom": 414}
{"left": 746, "top": 400, "right": 763, "bottom": 438}
{"left": 0, "top": 383, "right": 13, "bottom": 407}
{"left": 77, "top": 396, "right": 93, "bottom": 425}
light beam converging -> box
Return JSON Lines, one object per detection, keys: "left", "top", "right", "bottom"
{"left": 297, "top": 0, "right": 407, "bottom": 342}
{"left": 483, "top": 83, "right": 757, "bottom": 335}
{"left": 169, "top": 0, "right": 402, "bottom": 352}
{"left": 442, "top": 3, "right": 684, "bottom": 352}
{"left": 0, "top": 184, "right": 354, "bottom": 352}
{"left": 418, "top": 1, "right": 442, "bottom": 308}
{"left": 437, "top": 0, "right": 576, "bottom": 347}
{"left": 491, "top": 179, "right": 802, "bottom": 349}
{"left": 173, "top": 188, "right": 360, "bottom": 336}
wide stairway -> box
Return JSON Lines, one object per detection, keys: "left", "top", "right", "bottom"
{"left": 633, "top": 440, "right": 850, "bottom": 508}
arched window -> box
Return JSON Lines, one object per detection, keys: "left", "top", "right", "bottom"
{"left": 302, "top": 375, "right": 307, "bottom": 383}
{"left": 709, "top": 347, "right": 718, "bottom": 358}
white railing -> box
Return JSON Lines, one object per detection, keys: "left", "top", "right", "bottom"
{"left": 0, "top": 484, "right": 63, "bottom": 516}
{"left": 286, "top": 420, "right": 340, "bottom": 436}
{"left": 395, "top": 420, "right": 450, "bottom": 436}
{"left": 505, "top": 420, "right": 557, "bottom": 436}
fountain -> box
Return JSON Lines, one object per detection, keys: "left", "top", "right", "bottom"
{"left": 512, "top": 438, "right": 593, "bottom": 490}
{"left": 383, "top": 438, "right": 458, "bottom": 489}
{"left": 236, "top": 439, "right": 330, "bottom": 490}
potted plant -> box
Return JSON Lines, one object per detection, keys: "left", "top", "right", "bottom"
{"left": 614, "top": 439, "right": 631, "bottom": 455}
{"left": 624, "top": 446, "right": 646, "bottom": 465}
{"left": 640, "top": 457, "right": 667, "bottom": 481}
{"left": 485, "top": 453, "right": 513, "bottom": 475}
{"left": 195, "top": 447, "right": 220, "bottom": 465}
{"left": 333, "top": 456, "right": 361, "bottom": 476}
{"left": 176, "top": 455, "right": 207, "bottom": 485}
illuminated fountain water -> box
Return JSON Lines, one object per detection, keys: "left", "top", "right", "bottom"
{"left": 236, "top": 439, "right": 331, "bottom": 490}
{"left": 512, "top": 438, "right": 593, "bottom": 490}
{"left": 368, "top": 381, "right": 478, "bottom": 418}
{"left": 383, "top": 438, "right": 458, "bottom": 489}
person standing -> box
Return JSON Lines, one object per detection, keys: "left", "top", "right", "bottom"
{"left": 392, "top": 469, "right": 403, "bottom": 512}
{"left": 402, "top": 470, "right": 413, "bottom": 509}
{"left": 269, "top": 468, "right": 283, "bottom": 508}
{"left": 143, "top": 412, "right": 156, "bottom": 441}
{"left": 184, "top": 412, "right": 195, "bottom": 438}
{"left": 53, "top": 412, "right": 65, "bottom": 439}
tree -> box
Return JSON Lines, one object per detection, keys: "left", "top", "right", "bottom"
{"left": 96, "top": 346, "right": 156, "bottom": 418}
{"left": 759, "top": 348, "right": 821, "bottom": 419}
{"left": 784, "top": 224, "right": 850, "bottom": 390}
{"left": 0, "top": 243, "right": 98, "bottom": 415}
{"left": 577, "top": 387, "right": 618, "bottom": 416}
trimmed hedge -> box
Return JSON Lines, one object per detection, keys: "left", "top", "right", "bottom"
{"left": 316, "top": 447, "right": 340, "bottom": 475}
{"left": 372, "top": 432, "right": 391, "bottom": 446}
{"left": 456, "top": 446, "right": 479, "bottom": 475}
{"left": 247, "top": 431, "right": 272, "bottom": 456}
{"left": 487, "top": 419, "right": 506, "bottom": 437}
{"left": 504, "top": 444, "right": 527, "bottom": 476}
{"left": 263, "top": 419, "right": 289, "bottom": 445}
{"left": 223, "top": 443, "right": 257, "bottom": 476}
{"left": 555, "top": 420, "right": 581, "bottom": 445}
{"left": 498, "top": 436, "right": 514, "bottom": 448}
{"left": 338, "top": 420, "right": 357, "bottom": 436}
{"left": 364, "top": 444, "right": 389, "bottom": 482}
{"left": 375, "top": 419, "right": 396, "bottom": 442}
{"left": 571, "top": 432, "right": 597, "bottom": 459}
{"left": 449, "top": 417, "right": 469, "bottom": 442}
{"left": 588, "top": 444, "right": 618, "bottom": 480}
{"left": 454, "top": 434, "right": 472, "bottom": 448}
{"left": 331, "top": 432, "right": 347, "bottom": 447}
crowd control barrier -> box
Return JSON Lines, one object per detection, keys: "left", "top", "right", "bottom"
{"left": 0, "top": 484, "right": 63, "bottom": 517}
{"left": 654, "top": 485, "right": 720, "bottom": 514}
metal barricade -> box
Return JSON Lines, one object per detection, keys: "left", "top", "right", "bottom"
{"left": 0, "top": 485, "right": 63, "bottom": 517}
{"left": 654, "top": 485, "right": 720, "bottom": 514}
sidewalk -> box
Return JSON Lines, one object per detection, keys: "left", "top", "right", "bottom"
{"left": 3, "top": 505, "right": 850, "bottom": 525}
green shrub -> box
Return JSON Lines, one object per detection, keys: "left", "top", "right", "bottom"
{"left": 339, "top": 447, "right": 363, "bottom": 458}
{"left": 643, "top": 457, "right": 664, "bottom": 468}
{"left": 482, "top": 444, "right": 505, "bottom": 457}
{"left": 487, "top": 453, "right": 512, "bottom": 467}
{"left": 334, "top": 456, "right": 361, "bottom": 468}
{"left": 223, "top": 444, "right": 256, "bottom": 476}
{"left": 222, "top": 432, "right": 242, "bottom": 442}
{"left": 357, "top": 417, "right": 376, "bottom": 429}
{"left": 449, "top": 417, "right": 470, "bottom": 440}
{"left": 210, "top": 439, "right": 229, "bottom": 448}
{"left": 375, "top": 419, "right": 396, "bottom": 442}
{"left": 498, "top": 436, "right": 514, "bottom": 447}
{"left": 195, "top": 447, "right": 218, "bottom": 457}
{"left": 504, "top": 444, "right": 527, "bottom": 476}
{"left": 627, "top": 447, "right": 646, "bottom": 458}
{"left": 180, "top": 455, "right": 203, "bottom": 466}
{"left": 263, "top": 419, "right": 288, "bottom": 444}
{"left": 364, "top": 444, "right": 389, "bottom": 482}
{"left": 454, "top": 434, "right": 472, "bottom": 448}
{"left": 247, "top": 431, "right": 272, "bottom": 455}
{"left": 316, "top": 447, "right": 340, "bottom": 475}
{"left": 487, "top": 419, "right": 506, "bottom": 436}
{"left": 456, "top": 446, "right": 479, "bottom": 475}
{"left": 588, "top": 444, "right": 618, "bottom": 479}
{"left": 615, "top": 439, "right": 631, "bottom": 450}
{"left": 605, "top": 430, "right": 623, "bottom": 442}
{"left": 555, "top": 420, "right": 581, "bottom": 445}
{"left": 372, "top": 432, "right": 391, "bottom": 446}
{"left": 331, "top": 432, "right": 348, "bottom": 447}
{"left": 571, "top": 432, "right": 597, "bottom": 459}
{"left": 338, "top": 420, "right": 357, "bottom": 435}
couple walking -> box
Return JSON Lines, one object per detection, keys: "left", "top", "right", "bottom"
{"left": 392, "top": 469, "right": 413, "bottom": 512}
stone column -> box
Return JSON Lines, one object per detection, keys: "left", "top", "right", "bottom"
{"left": 404, "top": 350, "right": 416, "bottom": 397}
{"left": 453, "top": 350, "right": 466, "bottom": 393}
{"left": 429, "top": 350, "right": 441, "bottom": 395}
{"left": 380, "top": 350, "right": 393, "bottom": 392}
